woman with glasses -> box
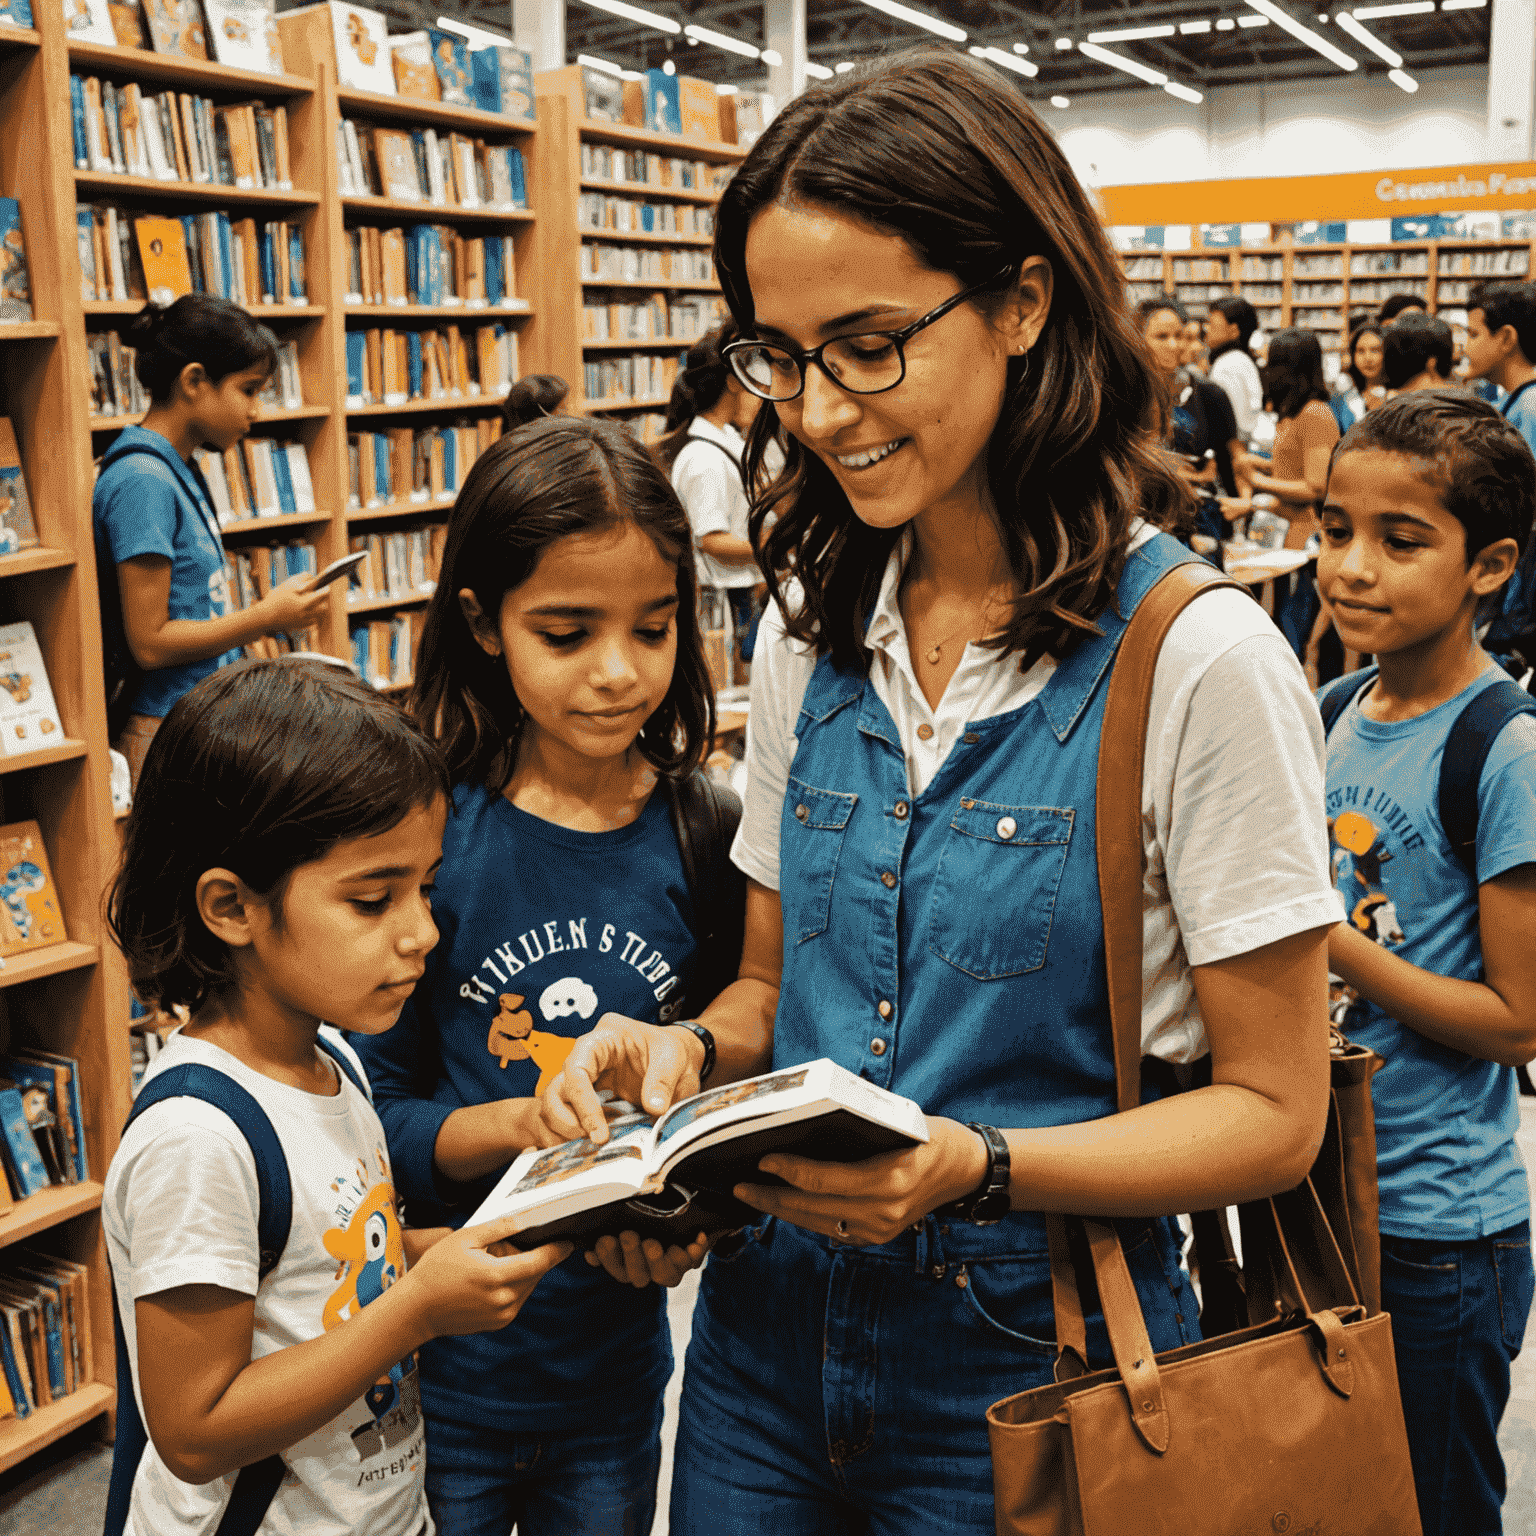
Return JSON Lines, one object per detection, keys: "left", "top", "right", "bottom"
{"left": 542, "top": 48, "right": 1337, "bottom": 1534}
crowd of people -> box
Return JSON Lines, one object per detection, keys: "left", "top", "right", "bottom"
{"left": 92, "top": 43, "right": 1536, "bottom": 1536}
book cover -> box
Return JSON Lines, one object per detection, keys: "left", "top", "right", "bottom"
{"left": 581, "top": 65, "right": 624, "bottom": 124}
{"left": 0, "top": 621, "right": 58, "bottom": 756}
{"left": 0, "top": 0, "right": 31, "bottom": 24}
{"left": 0, "top": 200, "right": 30, "bottom": 324}
{"left": 144, "top": 0, "right": 208, "bottom": 59}
{"left": 373, "top": 128, "right": 420, "bottom": 201}
{"left": 326, "top": 1, "right": 395, "bottom": 95}
{"left": 641, "top": 70, "right": 680, "bottom": 136}
{"left": 61, "top": 0, "right": 116, "bottom": 43}
{"left": 0, "top": 821, "right": 65, "bottom": 951}
{"left": 0, "top": 1085, "right": 49, "bottom": 1198}
{"left": 3, "top": 1071, "right": 65, "bottom": 1186}
{"left": 468, "top": 1059, "right": 928, "bottom": 1250}
{"left": 676, "top": 76, "right": 718, "bottom": 141}
{"left": 0, "top": 421, "right": 37, "bottom": 555}
{"left": 135, "top": 216, "right": 193, "bottom": 305}
{"left": 107, "top": 0, "right": 146, "bottom": 45}
{"left": 470, "top": 45, "right": 534, "bottom": 121}
{"left": 427, "top": 28, "right": 471, "bottom": 107}
{"left": 203, "top": 0, "right": 283, "bottom": 74}
{"left": 345, "top": 329, "right": 367, "bottom": 403}
{"left": 390, "top": 32, "right": 439, "bottom": 100}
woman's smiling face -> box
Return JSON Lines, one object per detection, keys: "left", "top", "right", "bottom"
{"left": 741, "top": 200, "right": 1049, "bottom": 534}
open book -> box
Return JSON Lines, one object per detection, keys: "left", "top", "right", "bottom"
{"left": 468, "top": 1058, "right": 929, "bottom": 1251}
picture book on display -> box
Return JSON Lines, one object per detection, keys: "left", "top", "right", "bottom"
{"left": 471, "top": 45, "right": 535, "bottom": 121}
{"left": 0, "top": 821, "right": 66, "bottom": 952}
{"left": 0, "top": 199, "right": 30, "bottom": 323}
{"left": 390, "top": 33, "right": 439, "bottom": 101}
{"left": 144, "top": 0, "right": 209, "bottom": 59}
{"left": 468, "top": 1058, "right": 929, "bottom": 1250}
{"left": 0, "top": 421, "right": 38, "bottom": 554}
{"left": 315, "top": 0, "right": 395, "bottom": 94}
{"left": 427, "top": 27, "right": 472, "bottom": 107}
{"left": 62, "top": 0, "right": 116, "bottom": 44}
{"left": 0, "top": 1245, "right": 94, "bottom": 1420}
{"left": 203, "top": 0, "right": 285, "bottom": 75}
{"left": 0, "top": 628, "right": 59, "bottom": 754}
{"left": 0, "top": 0, "right": 30, "bottom": 27}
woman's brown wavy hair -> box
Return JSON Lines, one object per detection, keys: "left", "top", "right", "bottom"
{"left": 716, "top": 47, "right": 1190, "bottom": 671}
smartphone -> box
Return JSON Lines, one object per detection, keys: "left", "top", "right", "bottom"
{"left": 306, "top": 551, "right": 368, "bottom": 592}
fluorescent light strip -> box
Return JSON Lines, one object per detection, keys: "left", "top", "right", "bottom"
{"left": 1440, "top": 0, "right": 1486, "bottom": 9}
{"left": 1164, "top": 80, "right": 1205, "bottom": 102}
{"left": 1216, "top": 16, "right": 1236, "bottom": 26}
{"left": 717, "top": 82, "right": 738, "bottom": 93}
{"left": 1180, "top": 19, "right": 1213, "bottom": 32}
{"left": 1087, "top": 23, "right": 1175, "bottom": 41}
{"left": 1013, "top": 41, "right": 1030, "bottom": 53}
{"left": 1245, "top": 0, "right": 1358, "bottom": 68}
{"left": 577, "top": 53, "right": 626, "bottom": 75}
{"left": 834, "top": 60, "right": 856, "bottom": 72}
{"left": 1078, "top": 40, "right": 1168, "bottom": 85}
{"left": 805, "top": 60, "right": 834, "bottom": 77}
{"left": 1051, "top": 94, "right": 1070, "bottom": 106}
{"left": 1333, "top": 11, "right": 1402, "bottom": 63}
{"left": 1388, "top": 66, "right": 1419, "bottom": 89}
{"left": 857, "top": 0, "right": 966, "bottom": 42}
{"left": 1238, "top": 13, "right": 1269, "bottom": 23}
{"left": 1055, "top": 37, "right": 1074, "bottom": 49}
{"left": 575, "top": 0, "right": 681, "bottom": 34}
{"left": 760, "top": 47, "right": 783, "bottom": 64}
{"left": 969, "top": 44, "right": 1040, "bottom": 76}
{"left": 1352, "top": 1, "right": 1432, "bottom": 14}
{"left": 683, "top": 23, "right": 760, "bottom": 58}
{"left": 435, "top": 17, "right": 512, "bottom": 48}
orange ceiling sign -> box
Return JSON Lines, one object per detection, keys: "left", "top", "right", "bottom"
{"left": 1097, "top": 162, "right": 1536, "bottom": 226}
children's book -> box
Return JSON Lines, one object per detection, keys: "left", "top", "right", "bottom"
{"left": 0, "top": 625, "right": 59, "bottom": 752}
{"left": 0, "top": 0, "right": 31, "bottom": 27}
{"left": 676, "top": 76, "right": 718, "bottom": 141}
{"left": 203, "top": 0, "right": 284, "bottom": 75}
{"left": 470, "top": 44, "right": 534, "bottom": 120}
{"left": 426, "top": 28, "right": 471, "bottom": 107}
{"left": 467, "top": 1058, "right": 929, "bottom": 1250}
{"left": 372, "top": 128, "right": 420, "bottom": 201}
{"left": 134, "top": 216, "right": 193, "bottom": 305}
{"left": 0, "top": 821, "right": 65, "bottom": 951}
{"left": 641, "top": 69, "right": 681, "bottom": 136}
{"left": 320, "top": 1, "right": 394, "bottom": 94}
{"left": 107, "top": 0, "right": 146, "bottom": 46}
{"left": 581, "top": 65, "right": 624, "bottom": 124}
{"left": 0, "top": 1082, "right": 50, "bottom": 1198}
{"left": 0, "top": 421, "right": 38, "bottom": 554}
{"left": 0, "top": 1301, "right": 32, "bottom": 1413}
{"left": 62, "top": 0, "right": 116, "bottom": 43}
{"left": 5, "top": 1068, "right": 67, "bottom": 1185}
{"left": 0, "top": 199, "right": 30, "bottom": 323}
{"left": 10, "top": 1050, "right": 84, "bottom": 1181}
{"left": 389, "top": 32, "right": 439, "bottom": 100}
{"left": 143, "top": 0, "right": 208, "bottom": 59}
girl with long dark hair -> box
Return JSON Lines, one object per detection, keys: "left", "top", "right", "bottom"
{"left": 1332, "top": 322, "right": 1386, "bottom": 432}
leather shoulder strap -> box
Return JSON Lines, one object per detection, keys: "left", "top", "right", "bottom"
{"left": 1096, "top": 561, "right": 1249, "bottom": 1112}
{"left": 1438, "top": 676, "right": 1536, "bottom": 879}
{"left": 1317, "top": 667, "right": 1378, "bottom": 737}
{"left": 665, "top": 770, "right": 746, "bottom": 1014}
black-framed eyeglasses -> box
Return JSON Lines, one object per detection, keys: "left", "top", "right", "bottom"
{"left": 723, "top": 265, "right": 1017, "bottom": 403}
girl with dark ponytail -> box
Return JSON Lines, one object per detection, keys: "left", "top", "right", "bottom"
{"left": 92, "top": 295, "right": 330, "bottom": 787}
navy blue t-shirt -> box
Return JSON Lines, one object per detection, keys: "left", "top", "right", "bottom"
{"left": 349, "top": 780, "right": 698, "bottom": 1432}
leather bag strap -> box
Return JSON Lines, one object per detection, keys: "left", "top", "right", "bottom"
{"left": 1047, "top": 1214, "right": 1090, "bottom": 1382}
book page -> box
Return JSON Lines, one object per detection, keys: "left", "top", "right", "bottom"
{"left": 652, "top": 1066, "right": 810, "bottom": 1151}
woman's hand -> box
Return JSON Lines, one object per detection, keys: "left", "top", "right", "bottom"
{"left": 584, "top": 1229, "right": 713, "bottom": 1288}
{"left": 540, "top": 1013, "right": 705, "bottom": 1144}
{"left": 255, "top": 573, "right": 332, "bottom": 636}
{"left": 732, "top": 1117, "right": 989, "bottom": 1246}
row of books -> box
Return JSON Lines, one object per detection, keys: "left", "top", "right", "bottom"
{"left": 0, "top": 1246, "right": 93, "bottom": 1423}
{"left": 70, "top": 76, "right": 292, "bottom": 191}
{"left": 0, "top": 421, "right": 39, "bottom": 555}
{"left": 191, "top": 437, "right": 316, "bottom": 523}
{"left": 337, "top": 121, "right": 527, "bottom": 211}
{"left": 351, "top": 612, "right": 423, "bottom": 690}
{"left": 88, "top": 330, "right": 302, "bottom": 420}
{"left": 1240, "top": 284, "right": 1283, "bottom": 303}
{"left": 387, "top": 30, "right": 535, "bottom": 119}
{"left": 0, "top": 1045, "right": 88, "bottom": 1203}
{"left": 583, "top": 353, "right": 680, "bottom": 405}
{"left": 1348, "top": 279, "right": 1428, "bottom": 302}
{"left": 1292, "top": 283, "right": 1344, "bottom": 301}
{"left": 578, "top": 65, "right": 769, "bottom": 148}
{"left": 347, "top": 525, "right": 446, "bottom": 604}
{"left": 1351, "top": 252, "right": 1431, "bottom": 276}
{"left": 344, "top": 226, "right": 518, "bottom": 310}
{"left": 1115, "top": 214, "right": 1536, "bottom": 252}
{"left": 581, "top": 244, "right": 715, "bottom": 285}
{"left": 582, "top": 293, "right": 728, "bottom": 344}
{"left": 579, "top": 143, "right": 733, "bottom": 196}
{"left": 79, "top": 204, "right": 308, "bottom": 308}
{"left": 344, "top": 325, "right": 519, "bottom": 407}
{"left": 0, "top": 197, "right": 31, "bottom": 322}
{"left": 1439, "top": 249, "right": 1531, "bottom": 276}
{"left": 65, "top": 0, "right": 287, "bottom": 76}
{"left": 348, "top": 420, "right": 500, "bottom": 508}
{"left": 223, "top": 541, "right": 321, "bottom": 659}
{"left": 577, "top": 194, "right": 715, "bottom": 241}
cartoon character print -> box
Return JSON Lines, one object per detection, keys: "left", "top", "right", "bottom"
{"left": 486, "top": 977, "right": 596, "bottom": 1094}
{"left": 321, "top": 1151, "right": 421, "bottom": 1462}
{"left": 0, "top": 653, "right": 31, "bottom": 705}
{"left": 1329, "top": 811, "right": 1404, "bottom": 949}
{"left": 0, "top": 861, "right": 46, "bottom": 947}
{"left": 346, "top": 11, "right": 378, "bottom": 66}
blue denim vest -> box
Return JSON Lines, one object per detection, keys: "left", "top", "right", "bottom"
{"left": 775, "top": 532, "right": 1196, "bottom": 1157}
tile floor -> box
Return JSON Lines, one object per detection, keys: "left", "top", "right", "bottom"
{"left": 6, "top": 1095, "right": 1536, "bottom": 1536}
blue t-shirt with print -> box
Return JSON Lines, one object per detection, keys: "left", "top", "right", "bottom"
{"left": 92, "top": 426, "right": 240, "bottom": 720}
{"left": 348, "top": 780, "right": 699, "bottom": 1433}
{"left": 1324, "top": 665, "right": 1536, "bottom": 1240}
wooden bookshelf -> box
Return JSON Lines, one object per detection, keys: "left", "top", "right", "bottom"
{"left": 348, "top": 500, "right": 455, "bottom": 522}
{"left": 531, "top": 67, "right": 744, "bottom": 419}
{"left": 66, "top": 39, "right": 313, "bottom": 97}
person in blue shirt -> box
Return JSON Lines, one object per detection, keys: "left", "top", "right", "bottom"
{"left": 1318, "top": 390, "right": 1536, "bottom": 1536}
{"left": 347, "top": 416, "right": 722, "bottom": 1536}
{"left": 92, "top": 296, "right": 330, "bottom": 788}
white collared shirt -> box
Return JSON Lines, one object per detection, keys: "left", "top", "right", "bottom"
{"left": 671, "top": 418, "right": 758, "bottom": 590}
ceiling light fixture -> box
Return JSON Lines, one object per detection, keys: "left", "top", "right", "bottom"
{"left": 576, "top": 52, "right": 626, "bottom": 75}
{"left": 1180, "top": 19, "right": 1213, "bottom": 31}
{"left": 1164, "top": 80, "right": 1205, "bottom": 101}
{"left": 662, "top": 58, "right": 676, "bottom": 73}
{"left": 1245, "top": 0, "right": 1358, "bottom": 67}
{"left": 970, "top": 43, "right": 1040, "bottom": 75}
{"left": 1078, "top": 40, "right": 1169, "bottom": 85}
{"left": 574, "top": 0, "right": 680, "bottom": 35}
{"left": 1352, "top": 0, "right": 1433, "bottom": 13}
{"left": 1013, "top": 41, "right": 1030, "bottom": 53}
{"left": 716, "top": 82, "right": 738, "bottom": 92}
{"left": 805, "top": 60, "right": 834, "bottom": 77}
{"left": 1216, "top": 16, "right": 1236, "bottom": 27}
{"left": 1388, "top": 66, "right": 1419, "bottom": 88}
{"left": 1238, "top": 14, "right": 1269, "bottom": 25}
{"left": 1087, "top": 23, "right": 1176, "bottom": 40}
{"left": 1440, "top": 0, "right": 1487, "bottom": 8}
{"left": 1051, "top": 94, "right": 1070, "bottom": 106}
{"left": 1056, "top": 37, "right": 1074, "bottom": 48}
{"left": 834, "top": 60, "right": 856, "bottom": 71}
{"left": 760, "top": 47, "right": 782, "bottom": 64}
{"left": 856, "top": 0, "right": 966, "bottom": 42}
{"left": 435, "top": 17, "right": 512, "bottom": 48}
{"left": 683, "top": 23, "right": 760, "bottom": 58}
{"left": 1333, "top": 11, "right": 1402, "bottom": 62}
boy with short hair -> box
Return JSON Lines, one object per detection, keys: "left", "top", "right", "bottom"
{"left": 1318, "top": 389, "right": 1536, "bottom": 1536}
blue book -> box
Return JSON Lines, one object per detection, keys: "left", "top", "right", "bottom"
{"left": 350, "top": 623, "right": 368, "bottom": 674}
{"left": 373, "top": 435, "right": 390, "bottom": 502}
{"left": 0, "top": 1312, "right": 28, "bottom": 1416}
{"left": 216, "top": 212, "right": 234, "bottom": 300}
{"left": 640, "top": 203, "right": 655, "bottom": 234}
{"left": 0, "top": 0, "right": 34, "bottom": 26}
{"left": 427, "top": 28, "right": 473, "bottom": 107}
{"left": 470, "top": 45, "right": 535, "bottom": 120}
{"left": 33, "top": 1288, "right": 64, "bottom": 1400}
{"left": 13, "top": 1050, "right": 85, "bottom": 1182}
{"left": 429, "top": 227, "right": 446, "bottom": 306}
{"left": 404, "top": 225, "right": 420, "bottom": 304}
{"left": 441, "top": 428, "right": 456, "bottom": 489}
{"left": 269, "top": 444, "right": 296, "bottom": 513}
{"left": 509, "top": 146, "right": 526, "bottom": 207}
{"left": 288, "top": 227, "right": 305, "bottom": 300}
{"left": 5, "top": 1062, "right": 70, "bottom": 1185}
{"left": 0, "top": 197, "right": 29, "bottom": 322}
{"left": 68, "top": 75, "right": 88, "bottom": 168}
{"left": 407, "top": 331, "right": 423, "bottom": 397}
{"left": 345, "top": 331, "right": 367, "bottom": 400}
{"left": 642, "top": 70, "right": 681, "bottom": 135}
{"left": 0, "top": 1083, "right": 49, "bottom": 1198}
{"left": 178, "top": 215, "right": 202, "bottom": 293}
{"left": 484, "top": 236, "right": 503, "bottom": 305}
{"left": 256, "top": 224, "right": 277, "bottom": 303}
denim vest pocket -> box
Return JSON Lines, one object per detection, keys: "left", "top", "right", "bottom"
{"left": 781, "top": 776, "right": 858, "bottom": 944}
{"left": 926, "top": 802, "right": 1074, "bottom": 979}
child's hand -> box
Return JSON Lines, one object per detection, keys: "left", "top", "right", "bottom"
{"left": 585, "top": 1229, "right": 712, "bottom": 1289}
{"left": 256, "top": 574, "right": 332, "bottom": 635}
{"left": 401, "top": 1226, "right": 452, "bottom": 1268}
{"left": 400, "top": 1216, "right": 571, "bottom": 1338}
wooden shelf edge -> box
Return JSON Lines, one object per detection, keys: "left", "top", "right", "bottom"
{"left": 0, "top": 1383, "right": 115, "bottom": 1477}
{"left": 66, "top": 39, "right": 313, "bottom": 96}
{"left": 583, "top": 396, "right": 671, "bottom": 413}
{"left": 346, "top": 393, "right": 509, "bottom": 416}
{"left": 337, "top": 86, "right": 538, "bottom": 137}
{"left": 348, "top": 592, "right": 432, "bottom": 615}
{"left": 581, "top": 277, "right": 721, "bottom": 293}
{"left": 220, "top": 510, "right": 332, "bottom": 535}
{"left": 347, "top": 501, "right": 455, "bottom": 522}
{"left": 580, "top": 177, "right": 719, "bottom": 206}
{"left": 576, "top": 227, "right": 713, "bottom": 249}
{"left": 84, "top": 301, "right": 324, "bottom": 319}
{"left": 344, "top": 303, "right": 531, "bottom": 320}
{"left": 0, "top": 740, "right": 89, "bottom": 775}
{"left": 0, "top": 25, "right": 41, "bottom": 48}
{"left": 582, "top": 337, "right": 689, "bottom": 351}
{"left": 0, "top": 940, "right": 99, "bottom": 989}
{"left": 91, "top": 407, "right": 323, "bottom": 429}
{"left": 0, "top": 547, "right": 76, "bottom": 579}
{"left": 0, "top": 322, "right": 60, "bottom": 340}
{"left": 0, "top": 1183, "right": 104, "bottom": 1251}
{"left": 575, "top": 119, "right": 745, "bottom": 164}
{"left": 341, "top": 195, "right": 533, "bottom": 223}
{"left": 74, "top": 171, "right": 319, "bottom": 207}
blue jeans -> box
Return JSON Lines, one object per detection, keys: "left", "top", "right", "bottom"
{"left": 424, "top": 1397, "right": 664, "bottom": 1536}
{"left": 1382, "top": 1218, "right": 1534, "bottom": 1536}
{"left": 669, "top": 1214, "right": 1198, "bottom": 1536}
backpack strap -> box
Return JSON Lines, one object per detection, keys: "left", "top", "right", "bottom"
{"left": 1438, "top": 677, "right": 1536, "bottom": 879}
{"left": 1317, "top": 666, "right": 1379, "bottom": 737}
{"left": 665, "top": 769, "right": 747, "bottom": 1016}
{"left": 104, "top": 1065, "right": 293, "bottom": 1536}
{"left": 316, "top": 1033, "right": 370, "bottom": 1100}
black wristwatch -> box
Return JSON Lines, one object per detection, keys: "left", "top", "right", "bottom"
{"left": 669, "top": 1020, "right": 716, "bottom": 1086}
{"left": 943, "top": 1123, "right": 1011, "bottom": 1225}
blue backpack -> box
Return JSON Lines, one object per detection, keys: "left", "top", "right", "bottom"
{"left": 104, "top": 1036, "right": 369, "bottom": 1536}
{"left": 1317, "top": 666, "right": 1536, "bottom": 878}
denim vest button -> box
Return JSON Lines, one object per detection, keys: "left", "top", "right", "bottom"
{"left": 997, "top": 816, "right": 1017, "bottom": 840}
{"left": 794, "top": 803, "right": 809, "bottom": 821}
{"left": 870, "top": 1037, "right": 887, "bottom": 1056}
{"left": 916, "top": 723, "right": 934, "bottom": 741}
{"left": 893, "top": 801, "right": 909, "bottom": 820}
{"left": 877, "top": 999, "right": 893, "bottom": 1019}
{"left": 880, "top": 870, "right": 897, "bottom": 889}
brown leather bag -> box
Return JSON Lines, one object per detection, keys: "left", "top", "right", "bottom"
{"left": 985, "top": 560, "right": 1422, "bottom": 1536}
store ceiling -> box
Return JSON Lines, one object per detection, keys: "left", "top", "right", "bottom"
{"left": 359, "top": 0, "right": 1492, "bottom": 97}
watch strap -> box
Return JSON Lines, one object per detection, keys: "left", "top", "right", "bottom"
{"left": 669, "top": 1020, "right": 715, "bottom": 1086}
{"left": 945, "top": 1122, "right": 1011, "bottom": 1225}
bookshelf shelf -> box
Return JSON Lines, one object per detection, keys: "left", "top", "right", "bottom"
{"left": 340, "top": 194, "right": 535, "bottom": 226}
{"left": 345, "top": 301, "right": 531, "bottom": 319}
{"left": 585, "top": 394, "right": 672, "bottom": 412}
{"left": 90, "top": 404, "right": 329, "bottom": 430}
{"left": 0, "top": 739, "right": 89, "bottom": 774}
{"left": 0, "top": 940, "right": 100, "bottom": 990}
{"left": 74, "top": 171, "right": 320, "bottom": 209}
{"left": 0, "top": 1182, "right": 104, "bottom": 1251}
{"left": 570, "top": 118, "right": 746, "bottom": 162}
{"left": 580, "top": 177, "right": 719, "bottom": 206}
{"left": 347, "top": 591, "right": 430, "bottom": 615}
{"left": 336, "top": 86, "right": 538, "bottom": 137}
{"left": 576, "top": 227, "right": 713, "bottom": 250}
{"left": 221, "top": 510, "right": 333, "bottom": 535}
{"left": 82, "top": 301, "right": 325, "bottom": 319}
{"left": 0, "top": 25, "right": 40, "bottom": 50}
{"left": 582, "top": 337, "right": 687, "bottom": 351}
{"left": 0, "top": 321, "right": 60, "bottom": 340}
{"left": 66, "top": 41, "right": 314, "bottom": 98}
{"left": 346, "top": 394, "right": 509, "bottom": 416}
{"left": 348, "top": 500, "right": 455, "bottom": 522}
{"left": 581, "top": 276, "right": 721, "bottom": 293}
{"left": 0, "top": 546, "right": 75, "bottom": 578}
{"left": 0, "top": 1383, "right": 116, "bottom": 1476}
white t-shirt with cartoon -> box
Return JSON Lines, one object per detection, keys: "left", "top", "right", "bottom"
{"left": 102, "top": 1028, "right": 431, "bottom": 1536}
